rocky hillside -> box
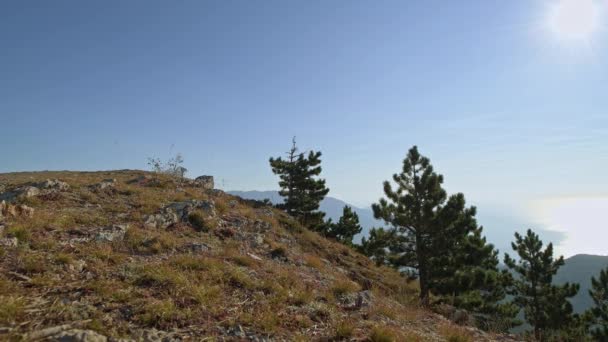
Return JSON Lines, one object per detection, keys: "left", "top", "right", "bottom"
{"left": 0, "top": 171, "right": 518, "bottom": 341}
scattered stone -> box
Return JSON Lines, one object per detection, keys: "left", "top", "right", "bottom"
{"left": 0, "top": 179, "right": 69, "bottom": 202}
{"left": 69, "top": 260, "right": 87, "bottom": 273}
{"left": 38, "top": 179, "right": 70, "bottom": 191}
{"left": 255, "top": 208, "right": 274, "bottom": 218}
{"left": 95, "top": 224, "right": 129, "bottom": 242}
{"left": 90, "top": 179, "right": 116, "bottom": 191}
{"left": 144, "top": 200, "right": 215, "bottom": 230}
{"left": 54, "top": 329, "right": 108, "bottom": 342}
{"left": 0, "top": 237, "right": 18, "bottom": 247}
{"left": 139, "top": 328, "right": 180, "bottom": 342}
{"left": 144, "top": 211, "right": 179, "bottom": 230}
{"left": 251, "top": 234, "right": 265, "bottom": 247}
{"left": 194, "top": 175, "right": 214, "bottom": 189}
{"left": 247, "top": 253, "right": 262, "bottom": 261}
{"left": 8, "top": 271, "right": 32, "bottom": 282}
{"left": 182, "top": 242, "right": 210, "bottom": 253}
{"left": 341, "top": 290, "right": 373, "bottom": 310}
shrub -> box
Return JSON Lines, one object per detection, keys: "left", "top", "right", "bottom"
{"left": 369, "top": 325, "right": 397, "bottom": 342}
{"left": 331, "top": 278, "right": 360, "bottom": 298}
{"left": 334, "top": 320, "right": 355, "bottom": 339}
{"left": 187, "top": 210, "right": 210, "bottom": 232}
{"left": 438, "top": 323, "right": 473, "bottom": 342}
{"left": 0, "top": 296, "right": 26, "bottom": 325}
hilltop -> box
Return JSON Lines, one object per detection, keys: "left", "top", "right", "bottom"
{"left": 0, "top": 170, "right": 518, "bottom": 341}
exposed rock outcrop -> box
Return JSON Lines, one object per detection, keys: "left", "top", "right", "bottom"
{"left": 194, "top": 175, "right": 214, "bottom": 189}
{"left": 0, "top": 179, "right": 69, "bottom": 202}
{"left": 144, "top": 200, "right": 215, "bottom": 229}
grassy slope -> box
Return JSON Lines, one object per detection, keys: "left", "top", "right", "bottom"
{"left": 0, "top": 170, "right": 510, "bottom": 341}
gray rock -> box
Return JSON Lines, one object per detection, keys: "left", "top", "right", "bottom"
{"left": 0, "top": 179, "right": 69, "bottom": 203}
{"left": 144, "top": 211, "right": 179, "bottom": 230}
{"left": 0, "top": 237, "right": 18, "bottom": 247}
{"left": 145, "top": 200, "right": 215, "bottom": 229}
{"left": 91, "top": 179, "right": 116, "bottom": 191}
{"left": 53, "top": 329, "right": 107, "bottom": 342}
{"left": 72, "top": 260, "right": 87, "bottom": 273}
{"left": 95, "top": 225, "right": 129, "bottom": 242}
{"left": 183, "top": 242, "right": 210, "bottom": 253}
{"left": 340, "top": 290, "right": 373, "bottom": 310}
{"left": 194, "top": 175, "right": 214, "bottom": 190}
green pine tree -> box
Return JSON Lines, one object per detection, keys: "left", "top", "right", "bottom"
{"left": 504, "top": 229, "right": 580, "bottom": 341}
{"left": 269, "top": 138, "right": 330, "bottom": 230}
{"left": 588, "top": 267, "right": 608, "bottom": 340}
{"left": 326, "top": 205, "right": 362, "bottom": 245}
{"left": 359, "top": 227, "right": 394, "bottom": 266}
{"left": 371, "top": 146, "right": 506, "bottom": 313}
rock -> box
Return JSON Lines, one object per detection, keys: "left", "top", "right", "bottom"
{"left": 247, "top": 253, "right": 262, "bottom": 261}
{"left": 194, "top": 175, "right": 214, "bottom": 189}
{"left": 182, "top": 242, "right": 210, "bottom": 253}
{"left": 0, "top": 237, "right": 18, "bottom": 247}
{"left": 38, "top": 179, "right": 70, "bottom": 191}
{"left": 53, "top": 329, "right": 108, "bottom": 342}
{"left": 73, "top": 260, "right": 87, "bottom": 273}
{"left": 90, "top": 179, "right": 116, "bottom": 191}
{"left": 0, "top": 179, "right": 68, "bottom": 203}
{"left": 95, "top": 225, "right": 129, "bottom": 242}
{"left": 340, "top": 290, "right": 373, "bottom": 310}
{"left": 139, "top": 328, "right": 180, "bottom": 342}
{"left": 19, "top": 186, "right": 41, "bottom": 198}
{"left": 144, "top": 211, "right": 179, "bottom": 230}
{"left": 144, "top": 200, "right": 215, "bottom": 230}
{"left": 251, "top": 234, "right": 265, "bottom": 247}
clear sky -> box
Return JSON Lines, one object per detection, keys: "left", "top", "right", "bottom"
{"left": 2, "top": 0, "right": 608, "bottom": 257}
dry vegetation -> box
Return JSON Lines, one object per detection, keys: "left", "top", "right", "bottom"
{"left": 0, "top": 170, "right": 519, "bottom": 341}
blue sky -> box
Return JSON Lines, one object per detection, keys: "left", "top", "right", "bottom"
{"left": 2, "top": 0, "right": 608, "bottom": 256}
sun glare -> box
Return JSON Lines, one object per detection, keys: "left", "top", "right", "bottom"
{"left": 545, "top": 0, "right": 602, "bottom": 43}
{"left": 532, "top": 196, "right": 608, "bottom": 257}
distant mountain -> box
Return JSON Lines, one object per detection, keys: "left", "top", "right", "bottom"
{"left": 227, "top": 190, "right": 382, "bottom": 241}
{"left": 555, "top": 254, "right": 608, "bottom": 313}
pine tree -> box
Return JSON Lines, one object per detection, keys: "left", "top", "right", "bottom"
{"left": 371, "top": 146, "right": 504, "bottom": 311}
{"left": 504, "top": 229, "right": 580, "bottom": 341}
{"left": 588, "top": 267, "right": 608, "bottom": 340}
{"left": 326, "top": 206, "right": 362, "bottom": 245}
{"left": 269, "top": 138, "right": 329, "bottom": 230}
{"left": 359, "top": 227, "right": 394, "bottom": 266}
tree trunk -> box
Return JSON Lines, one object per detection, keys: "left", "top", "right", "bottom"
{"left": 418, "top": 255, "right": 430, "bottom": 306}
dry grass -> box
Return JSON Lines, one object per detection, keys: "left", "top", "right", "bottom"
{"left": 0, "top": 170, "right": 481, "bottom": 341}
{"left": 0, "top": 296, "right": 26, "bottom": 325}
{"left": 439, "top": 322, "right": 474, "bottom": 342}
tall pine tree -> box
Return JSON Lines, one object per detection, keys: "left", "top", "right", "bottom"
{"left": 269, "top": 138, "right": 329, "bottom": 230}
{"left": 371, "top": 146, "right": 506, "bottom": 314}
{"left": 504, "top": 229, "right": 579, "bottom": 341}
{"left": 326, "top": 206, "right": 362, "bottom": 245}
{"left": 588, "top": 267, "right": 608, "bottom": 340}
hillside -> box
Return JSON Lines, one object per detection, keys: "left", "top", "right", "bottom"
{"left": 556, "top": 254, "right": 608, "bottom": 313}
{"left": 227, "top": 191, "right": 380, "bottom": 242}
{"left": 0, "top": 171, "right": 518, "bottom": 341}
